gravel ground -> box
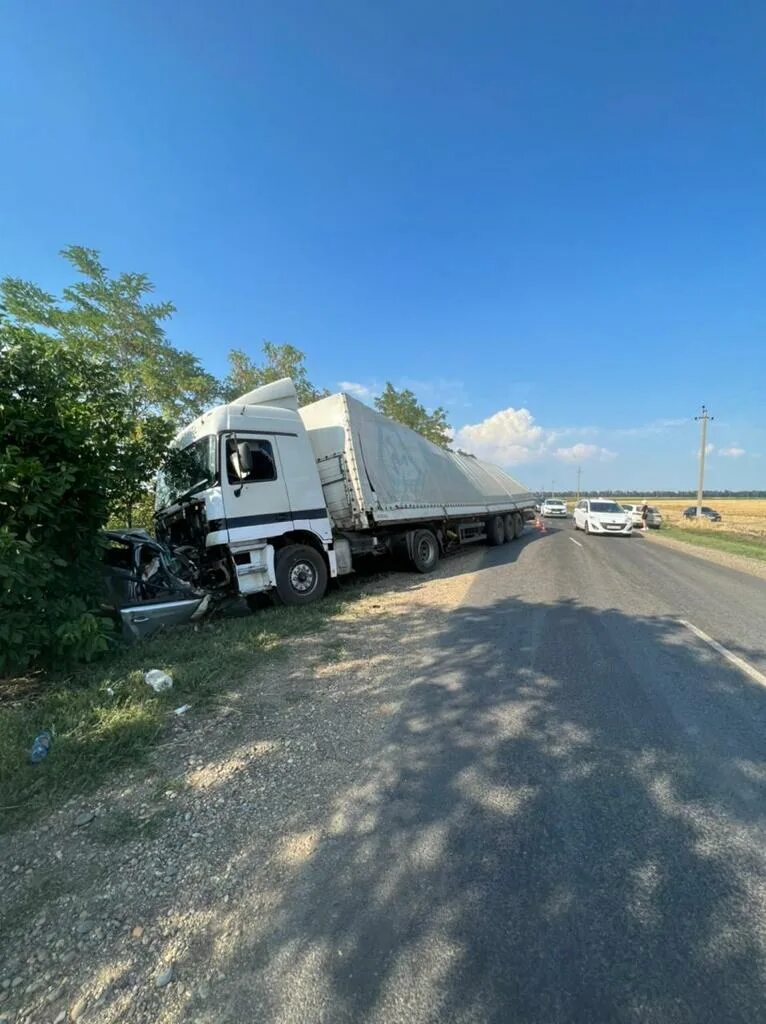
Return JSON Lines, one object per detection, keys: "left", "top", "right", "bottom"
{"left": 0, "top": 552, "right": 480, "bottom": 1024}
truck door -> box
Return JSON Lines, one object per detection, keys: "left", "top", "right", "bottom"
{"left": 220, "top": 433, "right": 292, "bottom": 540}
{"left": 272, "top": 433, "right": 332, "bottom": 542}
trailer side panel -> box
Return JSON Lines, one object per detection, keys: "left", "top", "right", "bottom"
{"left": 300, "top": 392, "right": 533, "bottom": 529}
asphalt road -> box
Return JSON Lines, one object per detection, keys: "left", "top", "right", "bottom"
{"left": 235, "top": 524, "right": 766, "bottom": 1024}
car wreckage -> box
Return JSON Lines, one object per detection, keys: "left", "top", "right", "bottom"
{"left": 102, "top": 530, "right": 211, "bottom": 640}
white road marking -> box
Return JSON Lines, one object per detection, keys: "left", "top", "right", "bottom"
{"left": 679, "top": 619, "right": 766, "bottom": 688}
{"left": 569, "top": 537, "right": 583, "bottom": 548}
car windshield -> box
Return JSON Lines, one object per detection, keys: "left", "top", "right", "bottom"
{"left": 590, "top": 501, "right": 622, "bottom": 513}
{"left": 155, "top": 436, "right": 217, "bottom": 509}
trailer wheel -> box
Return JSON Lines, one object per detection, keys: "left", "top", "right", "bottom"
{"left": 503, "top": 514, "right": 515, "bottom": 542}
{"left": 486, "top": 515, "right": 505, "bottom": 546}
{"left": 513, "top": 513, "right": 524, "bottom": 539}
{"left": 274, "top": 544, "right": 328, "bottom": 605}
{"left": 410, "top": 529, "right": 439, "bottom": 573}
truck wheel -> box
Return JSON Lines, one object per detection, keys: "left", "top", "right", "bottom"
{"left": 274, "top": 545, "right": 328, "bottom": 605}
{"left": 503, "top": 514, "right": 515, "bottom": 542}
{"left": 486, "top": 515, "right": 505, "bottom": 546}
{"left": 513, "top": 513, "right": 524, "bottom": 539}
{"left": 410, "top": 529, "right": 439, "bottom": 573}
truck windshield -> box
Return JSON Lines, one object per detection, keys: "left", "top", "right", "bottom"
{"left": 155, "top": 436, "right": 217, "bottom": 509}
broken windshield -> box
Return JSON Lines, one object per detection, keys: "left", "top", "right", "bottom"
{"left": 155, "top": 435, "right": 217, "bottom": 509}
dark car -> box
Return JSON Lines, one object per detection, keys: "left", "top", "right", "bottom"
{"left": 102, "top": 530, "right": 210, "bottom": 640}
{"left": 682, "top": 506, "right": 722, "bottom": 522}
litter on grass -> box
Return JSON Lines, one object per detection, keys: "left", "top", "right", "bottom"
{"left": 144, "top": 669, "right": 173, "bottom": 693}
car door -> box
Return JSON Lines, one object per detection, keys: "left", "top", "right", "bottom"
{"left": 115, "top": 538, "right": 209, "bottom": 640}
{"left": 118, "top": 594, "right": 209, "bottom": 641}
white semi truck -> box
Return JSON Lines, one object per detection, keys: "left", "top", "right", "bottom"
{"left": 153, "top": 379, "right": 535, "bottom": 606}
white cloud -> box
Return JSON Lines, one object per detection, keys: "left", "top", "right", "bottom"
{"left": 616, "top": 417, "right": 688, "bottom": 438}
{"left": 454, "top": 406, "right": 616, "bottom": 467}
{"left": 553, "top": 443, "right": 617, "bottom": 463}
{"left": 690, "top": 443, "right": 716, "bottom": 458}
{"left": 719, "top": 445, "right": 746, "bottom": 458}
{"left": 338, "top": 381, "right": 375, "bottom": 402}
{"left": 453, "top": 407, "right": 547, "bottom": 465}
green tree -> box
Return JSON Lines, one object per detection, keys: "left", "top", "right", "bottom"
{"left": 1, "top": 246, "right": 220, "bottom": 527}
{"left": 0, "top": 324, "right": 134, "bottom": 673}
{"left": 1, "top": 245, "right": 218, "bottom": 422}
{"left": 374, "top": 382, "right": 452, "bottom": 448}
{"left": 107, "top": 414, "right": 175, "bottom": 529}
{"left": 222, "top": 341, "right": 329, "bottom": 407}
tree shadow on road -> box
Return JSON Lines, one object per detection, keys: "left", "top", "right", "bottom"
{"left": 6, "top": 570, "right": 766, "bottom": 1024}
{"left": 202, "top": 588, "right": 766, "bottom": 1023}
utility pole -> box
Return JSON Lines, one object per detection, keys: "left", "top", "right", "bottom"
{"left": 576, "top": 466, "right": 582, "bottom": 501}
{"left": 695, "top": 405, "right": 713, "bottom": 518}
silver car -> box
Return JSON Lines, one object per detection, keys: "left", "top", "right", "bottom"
{"left": 102, "top": 530, "right": 211, "bottom": 640}
{"left": 622, "top": 504, "right": 663, "bottom": 529}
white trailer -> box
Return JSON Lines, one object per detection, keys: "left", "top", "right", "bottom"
{"left": 154, "top": 379, "right": 535, "bottom": 605}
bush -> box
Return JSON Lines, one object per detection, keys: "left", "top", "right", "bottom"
{"left": 0, "top": 325, "right": 133, "bottom": 673}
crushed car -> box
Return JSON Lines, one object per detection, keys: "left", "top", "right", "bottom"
{"left": 102, "top": 530, "right": 211, "bottom": 641}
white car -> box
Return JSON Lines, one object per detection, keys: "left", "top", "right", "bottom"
{"left": 541, "top": 499, "right": 568, "bottom": 518}
{"left": 573, "top": 499, "right": 632, "bottom": 536}
{"left": 622, "top": 503, "right": 663, "bottom": 529}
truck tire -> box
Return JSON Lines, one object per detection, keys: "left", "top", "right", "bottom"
{"left": 410, "top": 529, "right": 439, "bottom": 573}
{"left": 486, "top": 515, "right": 505, "bottom": 546}
{"left": 503, "top": 514, "right": 515, "bottom": 542}
{"left": 513, "top": 513, "right": 524, "bottom": 539}
{"left": 274, "top": 544, "right": 328, "bottom": 605}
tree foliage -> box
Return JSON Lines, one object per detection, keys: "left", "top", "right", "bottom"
{"left": 0, "top": 247, "right": 219, "bottom": 528}
{"left": 0, "top": 325, "right": 132, "bottom": 673}
{"left": 222, "top": 342, "right": 329, "bottom": 407}
{"left": 1, "top": 246, "right": 218, "bottom": 422}
{"left": 374, "top": 382, "right": 452, "bottom": 448}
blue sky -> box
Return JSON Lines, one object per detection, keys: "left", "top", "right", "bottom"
{"left": 2, "top": 0, "right": 764, "bottom": 490}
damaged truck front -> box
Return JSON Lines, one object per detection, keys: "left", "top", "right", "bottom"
{"left": 152, "top": 377, "right": 535, "bottom": 614}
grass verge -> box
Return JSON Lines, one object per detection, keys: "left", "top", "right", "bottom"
{"left": 656, "top": 525, "right": 766, "bottom": 562}
{"left": 0, "top": 591, "right": 361, "bottom": 835}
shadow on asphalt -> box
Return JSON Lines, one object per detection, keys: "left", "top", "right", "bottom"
{"left": 221, "top": 593, "right": 766, "bottom": 1022}
{"left": 219, "top": 525, "right": 552, "bottom": 620}
{"left": 24, "top": 547, "right": 766, "bottom": 1023}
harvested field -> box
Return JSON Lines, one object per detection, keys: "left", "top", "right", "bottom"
{"left": 643, "top": 498, "right": 766, "bottom": 539}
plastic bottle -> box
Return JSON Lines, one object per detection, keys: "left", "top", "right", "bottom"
{"left": 29, "top": 731, "right": 52, "bottom": 764}
{"left": 144, "top": 669, "right": 173, "bottom": 693}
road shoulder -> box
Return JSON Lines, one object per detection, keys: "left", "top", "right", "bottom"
{"left": 642, "top": 530, "right": 766, "bottom": 581}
